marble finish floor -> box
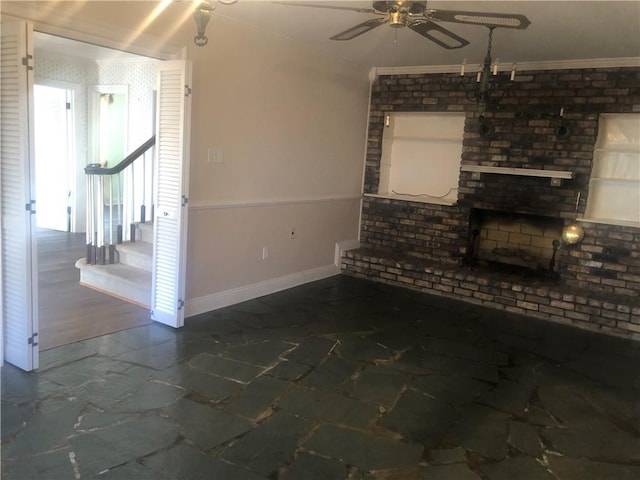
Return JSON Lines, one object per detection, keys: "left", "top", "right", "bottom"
{"left": 2, "top": 275, "right": 639, "bottom": 479}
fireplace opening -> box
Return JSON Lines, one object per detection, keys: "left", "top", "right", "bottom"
{"left": 467, "top": 209, "right": 564, "bottom": 278}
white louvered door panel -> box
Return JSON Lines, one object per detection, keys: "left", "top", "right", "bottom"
{"left": 1, "top": 21, "right": 39, "bottom": 370}
{"left": 151, "top": 60, "right": 191, "bottom": 327}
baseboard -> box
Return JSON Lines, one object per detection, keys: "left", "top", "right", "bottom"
{"left": 185, "top": 263, "right": 340, "bottom": 318}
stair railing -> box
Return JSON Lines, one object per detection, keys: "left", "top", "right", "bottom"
{"left": 84, "top": 136, "right": 155, "bottom": 265}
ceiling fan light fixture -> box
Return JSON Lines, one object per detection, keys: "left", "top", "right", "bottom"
{"left": 282, "top": 1, "right": 530, "bottom": 48}
{"left": 389, "top": 10, "right": 408, "bottom": 27}
{"left": 373, "top": 1, "right": 426, "bottom": 16}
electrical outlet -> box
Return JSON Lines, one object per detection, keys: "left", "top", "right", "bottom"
{"left": 262, "top": 246, "right": 268, "bottom": 260}
{"left": 289, "top": 228, "right": 296, "bottom": 239}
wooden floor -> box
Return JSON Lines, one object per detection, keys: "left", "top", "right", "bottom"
{"left": 37, "top": 229, "right": 151, "bottom": 351}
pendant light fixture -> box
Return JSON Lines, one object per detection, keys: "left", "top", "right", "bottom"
{"left": 459, "top": 26, "right": 517, "bottom": 107}
{"left": 458, "top": 26, "right": 518, "bottom": 138}
{"left": 193, "top": 0, "right": 238, "bottom": 47}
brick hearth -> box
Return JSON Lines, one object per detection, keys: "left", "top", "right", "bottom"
{"left": 342, "top": 246, "right": 640, "bottom": 340}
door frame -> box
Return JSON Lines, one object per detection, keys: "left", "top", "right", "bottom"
{"left": 34, "top": 80, "right": 80, "bottom": 232}
{"left": 1, "top": 6, "right": 188, "bottom": 370}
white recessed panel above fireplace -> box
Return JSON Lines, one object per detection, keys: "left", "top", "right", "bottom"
{"left": 378, "top": 112, "right": 464, "bottom": 205}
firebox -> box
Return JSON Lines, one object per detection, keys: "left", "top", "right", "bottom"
{"left": 468, "top": 209, "right": 564, "bottom": 274}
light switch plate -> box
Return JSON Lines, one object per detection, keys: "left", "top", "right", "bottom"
{"left": 208, "top": 148, "right": 224, "bottom": 164}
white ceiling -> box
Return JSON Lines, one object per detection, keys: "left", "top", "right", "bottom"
{"left": 34, "top": 32, "right": 143, "bottom": 62}
{"left": 35, "top": 1, "right": 640, "bottom": 69}
{"left": 216, "top": 1, "right": 640, "bottom": 69}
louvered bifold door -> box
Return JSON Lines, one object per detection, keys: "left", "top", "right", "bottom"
{"left": 151, "top": 60, "right": 192, "bottom": 328}
{"left": 1, "top": 21, "right": 39, "bottom": 370}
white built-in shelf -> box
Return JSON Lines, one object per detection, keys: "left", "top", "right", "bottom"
{"left": 460, "top": 165, "right": 573, "bottom": 179}
{"left": 364, "top": 193, "right": 457, "bottom": 206}
{"left": 460, "top": 165, "right": 574, "bottom": 179}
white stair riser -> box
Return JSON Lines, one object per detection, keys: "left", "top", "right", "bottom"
{"left": 77, "top": 221, "right": 154, "bottom": 307}
{"left": 76, "top": 259, "right": 151, "bottom": 308}
{"left": 136, "top": 222, "right": 154, "bottom": 243}
{"left": 117, "top": 242, "right": 153, "bottom": 271}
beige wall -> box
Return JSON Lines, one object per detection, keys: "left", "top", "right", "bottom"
{"left": 185, "top": 15, "right": 370, "bottom": 312}
{"left": 187, "top": 199, "right": 362, "bottom": 298}
{"left": 3, "top": 1, "right": 371, "bottom": 313}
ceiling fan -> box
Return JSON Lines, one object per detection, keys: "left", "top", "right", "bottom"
{"left": 278, "top": 1, "right": 530, "bottom": 49}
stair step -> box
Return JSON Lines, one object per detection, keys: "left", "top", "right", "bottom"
{"left": 75, "top": 258, "right": 151, "bottom": 308}
{"left": 117, "top": 241, "right": 153, "bottom": 271}
{"left": 135, "top": 222, "right": 154, "bottom": 244}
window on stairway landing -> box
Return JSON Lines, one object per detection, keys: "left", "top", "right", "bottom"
{"left": 585, "top": 114, "right": 640, "bottom": 227}
{"left": 376, "top": 112, "right": 465, "bottom": 205}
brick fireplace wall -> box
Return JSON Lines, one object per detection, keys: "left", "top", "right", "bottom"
{"left": 342, "top": 67, "right": 640, "bottom": 340}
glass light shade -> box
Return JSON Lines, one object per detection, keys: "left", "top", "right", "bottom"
{"left": 193, "top": 2, "right": 212, "bottom": 47}
{"left": 562, "top": 224, "right": 585, "bottom": 245}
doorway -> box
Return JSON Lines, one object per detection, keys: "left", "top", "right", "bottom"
{"left": 1, "top": 19, "right": 190, "bottom": 366}
{"left": 34, "top": 83, "right": 74, "bottom": 232}
{"left": 33, "top": 33, "right": 157, "bottom": 350}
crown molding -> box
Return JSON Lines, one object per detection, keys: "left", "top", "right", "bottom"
{"left": 373, "top": 57, "right": 640, "bottom": 78}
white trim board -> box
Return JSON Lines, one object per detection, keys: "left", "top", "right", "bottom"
{"left": 185, "top": 263, "right": 340, "bottom": 318}
{"left": 460, "top": 165, "right": 573, "bottom": 179}
{"left": 364, "top": 193, "right": 457, "bottom": 206}
{"left": 189, "top": 194, "right": 362, "bottom": 211}
{"left": 373, "top": 57, "right": 640, "bottom": 77}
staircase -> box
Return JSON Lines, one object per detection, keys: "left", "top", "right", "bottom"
{"left": 75, "top": 222, "right": 153, "bottom": 308}
{"left": 78, "top": 136, "right": 156, "bottom": 308}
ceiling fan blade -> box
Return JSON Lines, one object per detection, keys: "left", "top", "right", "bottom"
{"left": 330, "top": 17, "right": 389, "bottom": 41}
{"left": 273, "top": 2, "right": 378, "bottom": 15}
{"left": 426, "top": 9, "right": 531, "bottom": 30}
{"left": 408, "top": 20, "right": 470, "bottom": 49}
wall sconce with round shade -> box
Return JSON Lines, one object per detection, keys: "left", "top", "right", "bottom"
{"left": 562, "top": 193, "right": 585, "bottom": 245}
{"left": 562, "top": 224, "right": 584, "bottom": 245}
{"left": 193, "top": 0, "right": 238, "bottom": 47}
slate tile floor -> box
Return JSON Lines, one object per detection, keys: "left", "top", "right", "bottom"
{"left": 2, "top": 275, "right": 640, "bottom": 479}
